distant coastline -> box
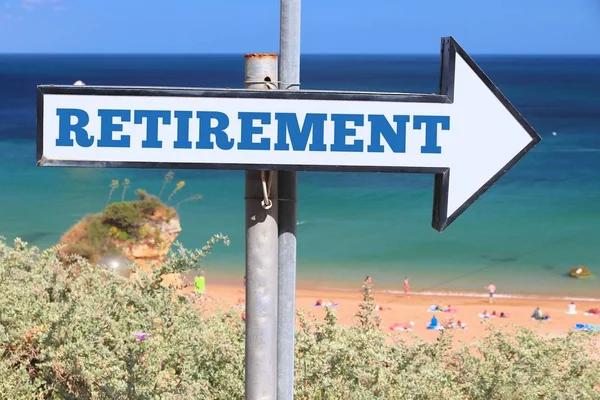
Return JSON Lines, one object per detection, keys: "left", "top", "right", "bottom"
{"left": 197, "top": 272, "right": 600, "bottom": 303}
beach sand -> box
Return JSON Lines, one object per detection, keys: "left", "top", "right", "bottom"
{"left": 196, "top": 282, "right": 600, "bottom": 343}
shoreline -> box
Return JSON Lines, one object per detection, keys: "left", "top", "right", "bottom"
{"left": 201, "top": 277, "right": 600, "bottom": 303}
{"left": 192, "top": 257, "right": 600, "bottom": 300}
{"left": 383, "top": 289, "right": 600, "bottom": 303}
{"left": 198, "top": 283, "right": 600, "bottom": 343}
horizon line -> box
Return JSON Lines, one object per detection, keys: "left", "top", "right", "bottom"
{"left": 1, "top": 52, "right": 599, "bottom": 57}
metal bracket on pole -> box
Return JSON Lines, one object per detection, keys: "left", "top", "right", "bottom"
{"left": 277, "top": 0, "right": 301, "bottom": 399}
{"left": 244, "top": 53, "right": 279, "bottom": 400}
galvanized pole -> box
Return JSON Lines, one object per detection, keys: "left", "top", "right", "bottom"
{"left": 244, "top": 53, "right": 279, "bottom": 400}
{"left": 277, "top": 0, "right": 301, "bottom": 398}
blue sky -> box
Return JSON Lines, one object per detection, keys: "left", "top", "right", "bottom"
{"left": 1, "top": 0, "right": 599, "bottom": 54}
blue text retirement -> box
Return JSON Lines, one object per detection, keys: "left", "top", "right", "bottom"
{"left": 55, "top": 109, "right": 450, "bottom": 154}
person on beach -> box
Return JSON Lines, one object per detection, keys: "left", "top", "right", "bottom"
{"left": 532, "top": 307, "right": 550, "bottom": 320}
{"left": 315, "top": 299, "right": 338, "bottom": 307}
{"left": 428, "top": 315, "right": 439, "bottom": 329}
{"left": 389, "top": 321, "right": 414, "bottom": 331}
{"left": 486, "top": 282, "right": 496, "bottom": 304}
{"left": 404, "top": 277, "right": 410, "bottom": 296}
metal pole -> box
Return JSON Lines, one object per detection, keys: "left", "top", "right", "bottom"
{"left": 277, "top": 0, "right": 301, "bottom": 398}
{"left": 244, "top": 53, "right": 279, "bottom": 400}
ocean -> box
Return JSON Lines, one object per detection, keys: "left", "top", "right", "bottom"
{"left": 0, "top": 54, "right": 599, "bottom": 299}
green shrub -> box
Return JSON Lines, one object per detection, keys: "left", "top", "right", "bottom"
{"left": 62, "top": 242, "right": 95, "bottom": 260}
{"left": 139, "top": 197, "right": 162, "bottom": 216}
{"left": 101, "top": 196, "right": 168, "bottom": 239}
{"left": 102, "top": 202, "right": 142, "bottom": 233}
{"left": 165, "top": 207, "right": 177, "bottom": 222}
{"left": 77, "top": 216, "right": 118, "bottom": 259}
{"left": 138, "top": 223, "right": 152, "bottom": 240}
{"left": 116, "top": 231, "right": 129, "bottom": 241}
{"left": 1, "top": 236, "right": 235, "bottom": 399}
{"left": 1, "top": 237, "right": 599, "bottom": 400}
{"left": 136, "top": 188, "right": 152, "bottom": 201}
{"left": 85, "top": 215, "right": 110, "bottom": 248}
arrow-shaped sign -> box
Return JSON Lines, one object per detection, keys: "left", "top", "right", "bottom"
{"left": 36, "top": 37, "right": 541, "bottom": 231}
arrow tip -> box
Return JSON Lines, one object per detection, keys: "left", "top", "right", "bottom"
{"left": 432, "top": 37, "right": 541, "bottom": 232}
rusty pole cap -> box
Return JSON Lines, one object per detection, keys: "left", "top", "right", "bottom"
{"left": 244, "top": 53, "right": 278, "bottom": 60}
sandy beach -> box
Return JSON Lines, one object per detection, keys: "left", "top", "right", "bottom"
{"left": 198, "top": 282, "right": 600, "bottom": 343}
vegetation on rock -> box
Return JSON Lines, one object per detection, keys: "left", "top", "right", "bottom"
{"left": 59, "top": 172, "right": 202, "bottom": 265}
{"left": 1, "top": 238, "right": 599, "bottom": 399}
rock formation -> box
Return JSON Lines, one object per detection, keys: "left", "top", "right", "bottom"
{"left": 58, "top": 190, "right": 181, "bottom": 272}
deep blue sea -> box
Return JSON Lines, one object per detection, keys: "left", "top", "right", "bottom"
{"left": 0, "top": 54, "right": 599, "bottom": 298}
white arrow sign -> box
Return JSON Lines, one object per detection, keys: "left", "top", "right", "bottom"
{"left": 36, "top": 37, "right": 541, "bottom": 231}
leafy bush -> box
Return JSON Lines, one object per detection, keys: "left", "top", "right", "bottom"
{"left": 85, "top": 215, "right": 111, "bottom": 247}
{"left": 138, "top": 197, "right": 162, "bottom": 217}
{"left": 1, "top": 236, "right": 238, "bottom": 399}
{"left": 102, "top": 202, "right": 142, "bottom": 233}
{"left": 59, "top": 242, "right": 96, "bottom": 261}
{"left": 1, "top": 238, "right": 599, "bottom": 399}
{"left": 101, "top": 193, "right": 172, "bottom": 240}
{"left": 62, "top": 216, "right": 118, "bottom": 261}
{"left": 295, "top": 284, "right": 600, "bottom": 399}
{"left": 116, "top": 231, "right": 130, "bottom": 241}
{"left": 136, "top": 189, "right": 152, "bottom": 201}
{"left": 138, "top": 223, "right": 152, "bottom": 240}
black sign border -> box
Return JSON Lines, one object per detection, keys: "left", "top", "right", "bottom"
{"left": 36, "top": 36, "right": 541, "bottom": 231}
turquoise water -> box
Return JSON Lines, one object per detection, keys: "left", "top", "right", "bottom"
{"left": 0, "top": 55, "right": 599, "bottom": 298}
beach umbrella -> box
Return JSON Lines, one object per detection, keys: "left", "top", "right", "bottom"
{"left": 98, "top": 254, "right": 133, "bottom": 278}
